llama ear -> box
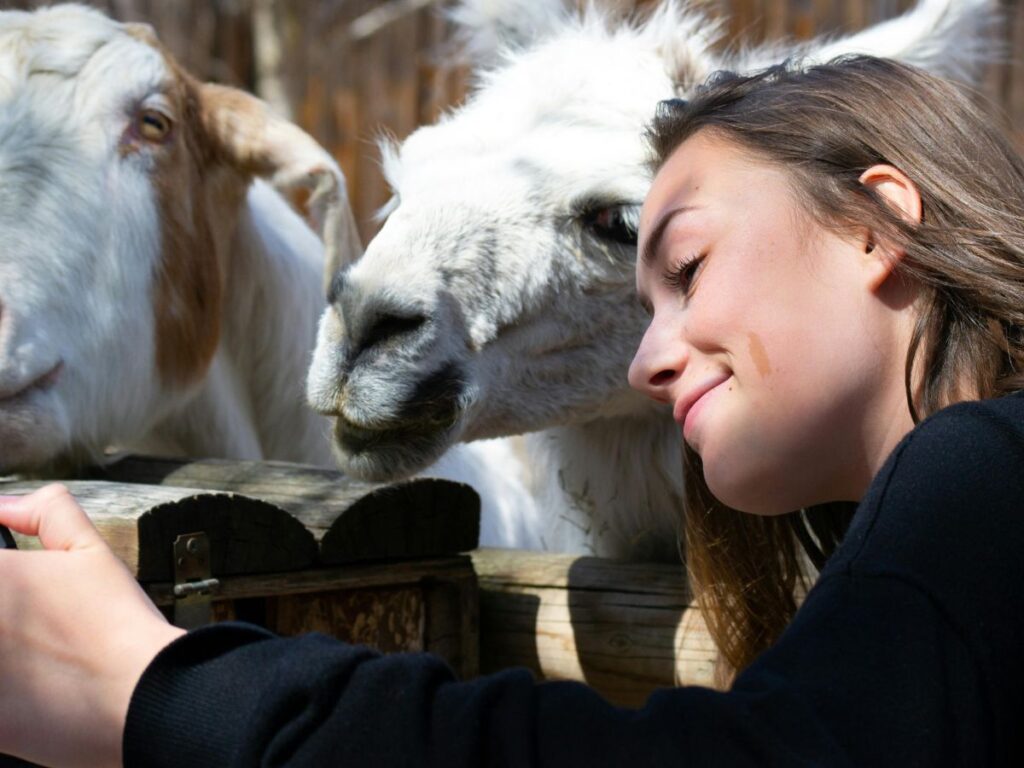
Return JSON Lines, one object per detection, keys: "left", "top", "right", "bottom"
{"left": 446, "top": 0, "right": 571, "bottom": 66}
{"left": 639, "top": 1, "right": 723, "bottom": 94}
{"left": 734, "top": 0, "right": 1000, "bottom": 86}
{"left": 198, "top": 82, "right": 363, "bottom": 288}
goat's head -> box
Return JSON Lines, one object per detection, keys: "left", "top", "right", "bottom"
{"left": 307, "top": 0, "right": 996, "bottom": 483}
{"left": 0, "top": 3, "right": 357, "bottom": 474}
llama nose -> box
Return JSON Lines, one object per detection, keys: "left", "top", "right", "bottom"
{"left": 331, "top": 270, "right": 429, "bottom": 357}
{"left": 357, "top": 309, "right": 428, "bottom": 355}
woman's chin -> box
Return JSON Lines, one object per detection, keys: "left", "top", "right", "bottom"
{"left": 702, "top": 456, "right": 798, "bottom": 516}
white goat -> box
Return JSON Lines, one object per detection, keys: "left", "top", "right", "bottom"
{"left": 307, "top": 0, "right": 998, "bottom": 559}
{"left": 0, "top": 4, "right": 357, "bottom": 473}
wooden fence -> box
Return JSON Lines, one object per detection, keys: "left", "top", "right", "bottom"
{"left": 4, "top": 0, "right": 1021, "bottom": 242}
{"left": 2, "top": 459, "right": 719, "bottom": 705}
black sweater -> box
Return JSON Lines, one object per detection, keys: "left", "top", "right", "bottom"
{"left": 124, "top": 395, "right": 1024, "bottom": 766}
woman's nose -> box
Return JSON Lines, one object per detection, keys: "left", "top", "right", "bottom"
{"left": 628, "top": 319, "right": 688, "bottom": 402}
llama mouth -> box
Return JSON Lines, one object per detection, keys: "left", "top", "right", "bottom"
{"left": 332, "top": 410, "right": 458, "bottom": 456}
{"left": 0, "top": 361, "right": 63, "bottom": 404}
{"left": 333, "top": 362, "right": 467, "bottom": 456}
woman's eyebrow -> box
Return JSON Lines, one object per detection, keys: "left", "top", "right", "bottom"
{"left": 640, "top": 206, "right": 698, "bottom": 267}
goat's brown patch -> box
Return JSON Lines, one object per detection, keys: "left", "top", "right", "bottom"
{"left": 145, "top": 46, "right": 249, "bottom": 389}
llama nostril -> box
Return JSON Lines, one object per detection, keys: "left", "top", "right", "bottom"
{"left": 360, "top": 311, "right": 428, "bottom": 353}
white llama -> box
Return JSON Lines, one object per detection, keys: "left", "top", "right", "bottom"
{"left": 307, "top": 0, "right": 997, "bottom": 559}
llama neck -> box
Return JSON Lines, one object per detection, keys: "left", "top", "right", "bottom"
{"left": 148, "top": 181, "right": 335, "bottom": 467}
{"left": 525, "top": 407, "right": 684, "bottom": 561}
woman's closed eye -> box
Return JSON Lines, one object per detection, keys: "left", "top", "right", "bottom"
{"left": 662, "top": 252, "right": 705, "bottom": 295}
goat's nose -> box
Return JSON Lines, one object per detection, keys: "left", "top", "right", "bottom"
{"left": 358, "top": 310, "right": 428, "bottom": 355}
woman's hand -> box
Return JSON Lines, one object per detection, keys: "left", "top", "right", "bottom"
{"left": 0, "top": 485, "right": 185, "bottom": 768}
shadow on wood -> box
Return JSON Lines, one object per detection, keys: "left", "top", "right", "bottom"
{"left": 473, "top": 548, "right": 718, "bottom": 707}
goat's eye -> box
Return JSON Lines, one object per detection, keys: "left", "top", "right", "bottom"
{"left": 137, "top": 109, "right": 172, "bottom": 142}
{"left": 581, "top": 203, "right": 640, "bottom": 247}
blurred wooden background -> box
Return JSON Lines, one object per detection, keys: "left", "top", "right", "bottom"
{"left": 4, "top": 0, "right": 1021, "bottom": 242}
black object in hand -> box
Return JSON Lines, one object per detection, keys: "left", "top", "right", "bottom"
{"left": 0, "top": 524, "right": 16, "bottom": 549}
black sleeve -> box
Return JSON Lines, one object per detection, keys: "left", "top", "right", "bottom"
{"left": 816, "top": 397, "right": 1024, "bottom": 766}
{"left": 125, "top": 399, "right": 1024, "bottom": 768}
{"left": 124, "top": 579, "right": 986, "bottom": 767}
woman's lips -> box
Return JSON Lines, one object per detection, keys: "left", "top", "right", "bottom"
{"left": 673, "top": 374, "right": 731, "bottom": 442}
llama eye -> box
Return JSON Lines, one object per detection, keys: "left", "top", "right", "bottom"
{"left": 136, "top": 109, "right": 172, "bottom": 142}
{"left": 580, "top": 203, "right": 640, "bottom": 246}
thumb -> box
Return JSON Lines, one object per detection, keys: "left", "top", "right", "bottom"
{"left": 0, "top": 484, "right": 106, "bottom": 552}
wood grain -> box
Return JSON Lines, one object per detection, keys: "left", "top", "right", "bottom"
{"left": 472, "top": 548, "right": 720, "bottom": 706}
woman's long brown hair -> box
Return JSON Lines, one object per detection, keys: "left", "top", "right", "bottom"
{"left": 646, "top": 56, "right": 1024, "bottom": 675}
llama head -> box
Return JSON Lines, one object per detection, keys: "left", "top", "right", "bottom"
{"left": 308, "top": 0, "right": 996, "bottom": 482}
{"left": 0, "top": 3, "right": 356, "bottom": 474}
{"left": 308, "top": 3, "right": 719, "bottom": 480}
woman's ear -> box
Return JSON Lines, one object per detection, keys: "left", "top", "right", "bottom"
{"left": 858, "top": 164, "right": 922, "bottom": 291}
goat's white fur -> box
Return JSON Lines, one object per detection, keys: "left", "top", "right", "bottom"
{"left": 0, "top": 5, "right": 338, "bottom": 472}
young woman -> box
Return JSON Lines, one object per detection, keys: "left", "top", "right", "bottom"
{"left": 2, "top": 55, "right": 1024, "bottom": 767}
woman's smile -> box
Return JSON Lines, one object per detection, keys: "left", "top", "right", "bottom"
{"left": 674, "top": 373, "right": 732, "bottom": 445}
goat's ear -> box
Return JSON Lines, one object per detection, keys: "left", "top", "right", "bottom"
{"left": 734, "top": 0, "right": 1000, "bottom": 86}
{"left": 446, "top": 0, "right": 570, "bottom": 66}
{"left": 198, "top": 82, "right": 363, "bottom": 288}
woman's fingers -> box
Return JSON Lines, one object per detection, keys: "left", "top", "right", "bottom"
{"left": 0, "top": 484, "right": 106, "bottom": 552}
{"left": 0, "top": 485, "right": 185, "bottom": 768}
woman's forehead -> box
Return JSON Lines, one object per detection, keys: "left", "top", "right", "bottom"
{"left": 641, "top": 134, "right": 783, "bottom": 234}
{"left": 662, "top": 133, "right": 773, "bottom": 191}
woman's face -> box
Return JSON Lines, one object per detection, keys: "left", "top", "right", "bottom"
{"left": 629, "top": 132, "right": 916, "bottom": 514}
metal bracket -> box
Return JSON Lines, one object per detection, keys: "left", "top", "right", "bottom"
{"left": 172, "top": 532, "right": 220, "bottom": 630}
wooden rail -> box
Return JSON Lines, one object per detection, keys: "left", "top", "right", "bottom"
{"left": 472, "top": 547, "right": 721, "bottom": 707}
{"left": 0, "top": 456, "right": 481, "bottom": 678}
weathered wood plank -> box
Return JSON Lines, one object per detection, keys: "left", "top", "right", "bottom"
{"left": 144, "top": 556, "right": 476, "bottom": 605}
{"left": 267, "top": 586, "right": 426, "bottom": 652}
{"left": 89, "top": 455, "right": 481, "bottom": 561}
{"left": 0, "top": 479, "right": 317, "bottom": 580}
{"left": 472, "top": 547, "right": 720, "bottom": 706}
{"left": 318, "top": 478, "right": 480, "bottom": 564}
{"left": 422, "top": 570, "right": 480, "bottom": 678}
{"left": 2, "top": 456, "right": 481, "bottom": 575}
{"left": 144, "top": 556, "right": 479, "bottom": 676}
